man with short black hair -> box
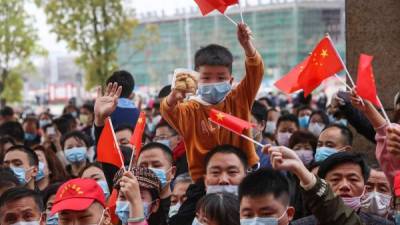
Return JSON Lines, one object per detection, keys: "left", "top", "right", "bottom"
{"left": 3, "top": 145, "right": 39, "bottom": 191}
{"left": 0, "top": 187, "right": 45, "bottom": 225}
{"left": 137, "top": 142, "right": 177, "bottom": 221}
{"left": 154, "top": 121, "right": 188, "bottom": 176}
{"left": 314, "top": 124, "right": 353, "bottom": 162}
{"left": 169, "top": 144, "right": 248, "bottom": 225}
{"left": 239, "top": 168, "right": 295, "bottom": 225}
{"left": 105, "top": 70, "right": 139, "bottom": 128}
{"left": 268, "top": 146, "right": 393, "bottom": 225}
{"left": 0, "top": 121, "right": 25, "bottom": 144}
{"left": 0, "top": 106, "right": 15, "bottom": 125}
{"left": 0, "top": 167, "right": 20, "bottom": 196}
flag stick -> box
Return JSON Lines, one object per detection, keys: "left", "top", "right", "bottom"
{"left": 335, "top": 73, "right": 366, "bottom": 107}
{"left": 223, "top": 13, "right": 237, "bottom": 26}
{"left": 127, "top": 146, "right": 136, "bottom": 171}
{"left": 238, "top": 2, "right": 244, "bottom": 24}
{"left": 377, "top": 97, "right": 392, "bottom": 126}
{"left": 326, "top": 34, "right": 356, "bottom": 88}
{"left": 208, "top": 119, "right": 265, "bottom": 148}
{"left": 108, "top": 118, "right": 126, "bottom": 172}
{"left": 334, "top": 74, "right": 352, "bottom": 90}
{"left": 240, "top": 133, "right": 265, "bottom": 148}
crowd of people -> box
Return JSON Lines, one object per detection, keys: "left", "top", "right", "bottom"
{"left": 0, "top": 23, "right": 400, "bottom": 225}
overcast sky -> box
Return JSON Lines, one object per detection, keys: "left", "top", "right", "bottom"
{"left": 28, "top": 0, "right": 261, "bottom": 55}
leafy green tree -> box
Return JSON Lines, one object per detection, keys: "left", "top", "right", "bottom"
{"left": 0, "top": 0, "right": 40, "bottom": 102}
{"left": 43, "top": 0, "right": 158, "bottom": 89}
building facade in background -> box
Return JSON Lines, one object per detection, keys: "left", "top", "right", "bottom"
{"left": 118, "top": 0, "right": 345, "bottom": 90}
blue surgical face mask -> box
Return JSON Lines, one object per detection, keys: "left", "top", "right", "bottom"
{"left": 314, "top": 146, "right": 337, "bottom": 162}
{"left": 115, "top": 200, "right": 129, "bottom": 224}
{"left": 336, "top": 118, "right": 348, "bottom": 126}
{"left": 156, "top": 139, "right": 171, "bottom": 149}
{"left": 149, "top": 167, "right": 169, "bottom": 189}
{"left": 39, "top": 119, "right": 52, "bottom": 128}
{"left": 97, "top": 180, "right": 110, "bottom": 199}
{"left": 240, "top": 217, "right": 278, "bottom": 225}
{"left": 24, "top": 133, "right": 37, "bottom": 141}
{"left": 240, "top": 209, "right": 287, "bottom": 225}
{"left": 298, "top": 115, "right": 310, "bottom": 129}
{"left": 35, "top": 162, "right": 45, "bottom": 182}
{"left": 143, "top": 201, "right": 153, "bottom": 219}
{"left": 198, "top": 81, "right": 232, "bottom": 104}
{"left": 46, "top": 213, "right": 59, "bottom": 225}
{"left": 394, "top": 213, "right": 400, "bottom": 225}
{"left": 11, "top": 166, "right": 31, "bottom": 185}
{"left": 64, "top": 147, "right": 87, "bottom": 163}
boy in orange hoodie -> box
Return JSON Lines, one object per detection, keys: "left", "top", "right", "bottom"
{"left": 160, "top": 23, "right": 264, "bottom": 181}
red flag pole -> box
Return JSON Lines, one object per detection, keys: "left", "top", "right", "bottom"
{"left": 107, "top": 118, "right": 126, "bottom": 172}
{"left": 326, "top": 34, "right": 356, "bottom": 88}
{"left": 208, "top": 118, "right": 264, "bottom": 148}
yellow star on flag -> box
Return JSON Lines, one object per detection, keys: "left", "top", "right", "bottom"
{"left": 216, "top": 113, "right": 224, "bottom": 121}
{"left": 137, "top": 118, "right": 143, "bottom": 124}
{"left": 321, "top": 49, "right": 328, "bottom": 58}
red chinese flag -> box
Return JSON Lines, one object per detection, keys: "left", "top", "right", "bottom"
{"left": 97, "top": 118, "right": 124, "bottom": 168}
{"left": 218, "top": 0, "right": 239, "bottom": 13}
{"left": 209, "top": 109, "right": 255, "bottom": 135}
{"left": 108, "top": 189, "right": 119, "bottom": 224}
{"left": 297, "top": 36, "right": 344, "bottom": 96}
{"left": 130, "top": 112, "right": 146, "bottom": 159}
{"left": 194, "top": 0, "right": 226, "bottom": 15}
{"left": 274, "top": 57, "right": 309, "bottom": 94}
{"left": 356, "top": 54, "right": 381, "bottom": 108}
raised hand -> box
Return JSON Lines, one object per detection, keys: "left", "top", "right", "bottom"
{"left": 267, "top": 146, "right": 303, "bottom": 172}
{"left": 119, "top": 171, "right": 144, "bottom": 218}
{"left": 237, "top": 23, "right": 256, "bottom": 57}
{"left": 166, "top": 89, "right": 186, "bottom": 107}
{"left": 267, "top": 146, "right": 315, "bottom": 187}
{"left": 94, "top": 82, "right": 122, "bottom": 126}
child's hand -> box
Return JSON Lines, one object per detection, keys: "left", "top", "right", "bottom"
{"left": 166, "top": 89, "right": 186, "bottom": 106}
{"left": 237, "top": 23, "right": 256, "bottom": 57}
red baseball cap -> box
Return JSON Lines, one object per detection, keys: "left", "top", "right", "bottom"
{"left": 395, "top": 172, "right": 400, "bottom": 197}
{"left": 51, "top": 178, "right": 106, "bottom": 215}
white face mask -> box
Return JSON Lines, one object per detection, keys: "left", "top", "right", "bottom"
{"left": 206, "top": 185, "right": 238, "bottom": 195}
{"left": 240, "top": 208, "right": 287, "bottom": 225}
{"left": 361, "top": 191, "right": 392, "bottom": 217}
{"left": 11, "top": 222, "right": 40, "bottom": 225}
{"left": 169, "top": 202, "right": 181, "bottom": 218}
{"left": 264, "top": 121, "right": 277, "bottom": 134}
{"left": 308, "top": 122, "right": 325, "bottom": 137}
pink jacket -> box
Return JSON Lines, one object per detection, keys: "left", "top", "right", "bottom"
{"left": 128, "top": 221, "right": 148, "bottom": 225}
{"left": 375, "top": 123, "right": 400, "bottom": 186}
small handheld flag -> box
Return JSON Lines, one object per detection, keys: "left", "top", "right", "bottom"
{"left": 97, "top": 117, "right": 125, "bottom": 169}
{"left": 208, "top": 109, "right": 264, "bottom": 147}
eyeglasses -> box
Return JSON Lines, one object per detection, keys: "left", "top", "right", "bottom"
{"left": 153, "top": 135, "right": 176, "bottom": 141}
